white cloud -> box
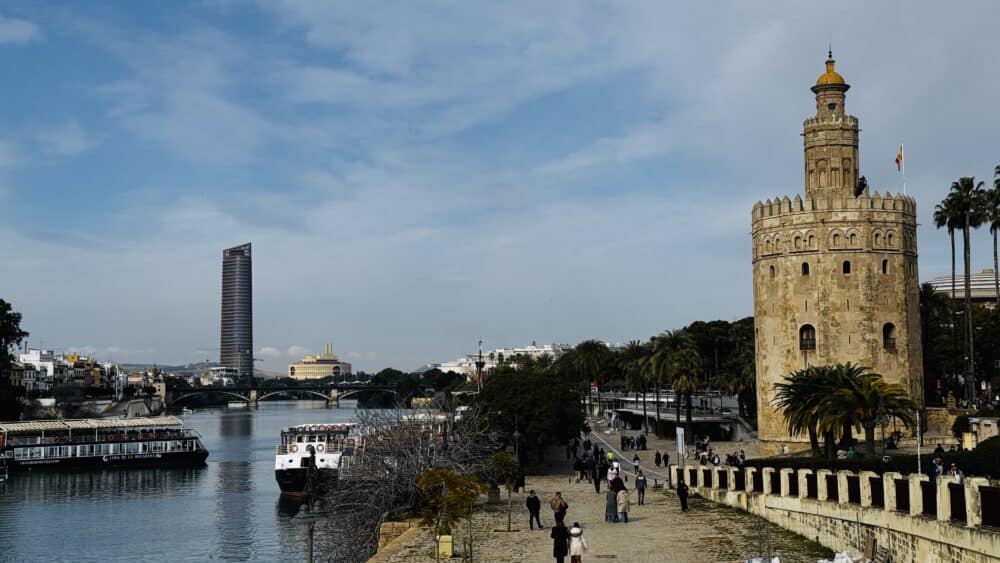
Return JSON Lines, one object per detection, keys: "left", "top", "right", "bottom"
{"left": 287, "top": 345, "right": 312, "bottom": 359}
{"left": 257, "top": 346, "right": 283, "bottom": 360}
{"left": 35, "top": 120, "right": 98, "bottom": 156}
{"left": 0, "top": 16, "right": 40, "bottom": 44}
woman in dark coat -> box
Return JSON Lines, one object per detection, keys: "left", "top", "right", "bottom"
{"left": 550, "top": 520, "right": 570, "bottom": 563}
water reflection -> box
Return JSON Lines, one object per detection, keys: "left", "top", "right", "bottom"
{"left": 215, "top": 461, "right": 256, "bottom": 560}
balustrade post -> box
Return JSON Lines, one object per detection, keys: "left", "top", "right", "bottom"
{"left": 908, "top": 474, "right": 929, "bottom": 517}
{"left": 883, "top": 471, "right": 902, "bottom": 512}
{"left": 669, "top": 464, "right": 679, "bottom": 488}
{"left": 817, "top": 469, "right": 832, "bottom": 501}
{"left": 780, "top": 468, "right": 794, "bottom": 497}
{"left": 697, "top": 466, "right": 707, "bottom": 489}
{"left": 762, "top": 467, "right": 775, "bottom": 495}
{"left": 726, "top": 467, "right": 737, "bottom": 492}
{"left": 937, "top": 475, "right": 957, "bottom": 522}
{"left": 859, "top": 471, "right": 878, "bottom": 508}
{"left": 798, "top": 469, "right": 813, "bottom": 499}
{"left": 744, "top": 467, "right": 757, "bottom": 493}
{"left": 836, "top": 470, "right": 851, "bottom": 504}
{"left": 965, "top": 477, "right": 989, "bottom": 528}
{"left": 711, "top": 467, "right": 721, "bottom": 489}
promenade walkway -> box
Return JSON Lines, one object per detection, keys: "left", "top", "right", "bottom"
{"left": 380, "top": 422, "right": 830, "bottom": 563}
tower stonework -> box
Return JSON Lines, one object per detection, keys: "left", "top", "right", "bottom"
{"left": 751, "top": 54, "right": 923, "bottom": 446}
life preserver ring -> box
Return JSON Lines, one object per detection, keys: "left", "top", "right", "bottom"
{"left": 316, "top": 444, "right": 324, "bottom": 452}
{"left": 291, "top": 444, "right": 299, "bottom": 453}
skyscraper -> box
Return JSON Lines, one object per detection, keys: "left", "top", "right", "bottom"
{"left": 220, "top": 243, "right": 253, "bottom": 384}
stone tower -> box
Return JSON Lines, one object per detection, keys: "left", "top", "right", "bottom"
{"left": 751, "top": 53, "right": 923, "bottom": 446}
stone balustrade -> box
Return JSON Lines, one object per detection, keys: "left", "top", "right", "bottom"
{"left": 667, "top": 463, "right": 1000, "bottom": 562}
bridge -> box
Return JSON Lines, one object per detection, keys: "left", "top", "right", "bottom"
{"left": 165, "top": 383, "right": 396, "bottom": 409}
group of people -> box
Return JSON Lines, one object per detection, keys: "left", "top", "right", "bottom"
{"left": 619, "top": 433, "right": 646, "bottom": 451}
{"left": 525, "top": 491, "right": 587, "bottom": 563}
{"left": 931, "top": 457, "right": 965, "bottom": 484}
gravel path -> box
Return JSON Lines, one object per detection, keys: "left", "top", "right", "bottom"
{"left": 381, "top": 425, "right": 832, "bottom": 563}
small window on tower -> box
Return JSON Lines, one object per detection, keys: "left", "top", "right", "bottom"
{"left": 828, "top": 103, "right": 837, "bottom": 111}
{"left": 882, "top": 259, "right": 889, "bottom": 274}
{"left": 769, "top": 265, "right": 775, "bottom": 279}
{"left": 843, "top": 261, "right": 852, "bottom": 274}
{"left": 802, "top": 263, "right": 810, "bottom": 276}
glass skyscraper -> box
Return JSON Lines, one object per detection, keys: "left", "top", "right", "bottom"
{"left": 220, "top": 243, "right": 253, "bottom": 383}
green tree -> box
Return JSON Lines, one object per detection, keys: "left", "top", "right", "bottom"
{"left": 986, "top": 180, "right": 1000, "bottom": 306}
{"left": 572, "top": 340, "right": 612, "bottom": 415}
{"left": 477, "top": 366, "right": 583, "bottom": 463}
{"left": 618, "top": 340, "right": 650, "bottom": 433}
{"left": 417, "top": 468, "right": 487, "bottom": 556}
{"left": 949, "top": 178, "right": 987, "bottom": 398}
{"left": 0, "top": 299, "right": 29, "bottom": 421}
{"left": 774, "top": 366, "right": 834, "bottom": 457}
{"left": 934, "top": 195, "right": 962, "bottom": 382}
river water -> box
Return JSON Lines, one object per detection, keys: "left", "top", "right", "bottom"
{"left": 0, "top": 401, "right": 357, "bottom": 562}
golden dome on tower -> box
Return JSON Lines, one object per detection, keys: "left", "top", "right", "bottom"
{"left": 815, "top": 50, "right": 845, "bottom": 86}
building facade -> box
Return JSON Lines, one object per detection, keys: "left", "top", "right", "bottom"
{"left": 751, "top": 53, "right": 923, "bottom": 445}
{"left": 288, "top": 343, "right": 352, "bottom": 380}
{"left": 220, "top": 243, "right": 253, "bottom": 382}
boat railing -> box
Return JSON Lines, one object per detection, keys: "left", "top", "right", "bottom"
{"left": 4, "top": 429, "right": 197, "bottom": 447}
{"left": 275, "top": 438, "right": 361, "bottom": 456}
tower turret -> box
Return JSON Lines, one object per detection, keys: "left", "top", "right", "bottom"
{"left": 803, "top": 51, "right": 859, "bottom": 199}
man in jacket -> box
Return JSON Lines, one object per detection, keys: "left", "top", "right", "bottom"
{"left": 634, "top": 470, "right": 647, "bottom": 505}
{"left": 616, "top": 488, "right": 630, "bottom": 523}
{"left": 526, "top": 490, "right": 543, "bottom": 530}
{"left": 677, "top": 479, "right": 690, "bottom": 512}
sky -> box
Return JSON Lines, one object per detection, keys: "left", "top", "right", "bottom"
{"left": 0, "top": 1, "right": 997, "bottom": 373}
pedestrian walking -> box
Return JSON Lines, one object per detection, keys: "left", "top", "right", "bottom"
{"left": 550, "top": 492, "right": 568, "bottom": 524}
{"left": 568, "top": 522, "right": 588, "bottom": 563}
{"left": 635, "top": 470, "right": 647, "bottom": 506}
{"left": 604, "top": 489, "right": 617, "bottom": 523}
{"left": 677, "top": 480, "right": 690, "bottom": 512}
{"left": 632, "top": 454, "right": 640, "bottom": 475}
{"left": 616, "top": 488, "right": 630, "bottom": 523}
{"left": 591, "top": 462, "right": 601, "bottom": 494}
{"left": 526, "top": 490, "right": 543, "bottom": 530}
{"left": 550, "top": 520, "right": 569, "bottom": 563}
{"left": 654, "top": 450, "right": 662, "bottom": 468}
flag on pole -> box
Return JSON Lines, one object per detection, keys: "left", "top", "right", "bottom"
{"left": 895, "top": 145, "right": 904, "bottom": 171}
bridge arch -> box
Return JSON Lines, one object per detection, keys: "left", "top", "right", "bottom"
{"left": 167, "top": 390, "right": 251, "bottom": 407}
{"left": 256, "top": 389, "right": 332, "bottom": 402}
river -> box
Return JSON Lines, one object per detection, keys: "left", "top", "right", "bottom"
{"left": 0, "top": 401, "right": 357, "bottom": 562}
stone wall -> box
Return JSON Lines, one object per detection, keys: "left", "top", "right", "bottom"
{"left": 670, "top": 464, "right": 1000, "bottom": 563}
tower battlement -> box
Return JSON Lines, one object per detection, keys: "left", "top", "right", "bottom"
{"left": 751, "top": 192, "right": 917, "bottom": 221}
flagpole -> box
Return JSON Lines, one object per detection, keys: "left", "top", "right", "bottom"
{"left": 901, "top": 143, "right": 906, "bottom": 195}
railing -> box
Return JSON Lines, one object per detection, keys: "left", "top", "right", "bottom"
{"left": 800, "top": 339, "right": 816, "bottom": 351}
{"left": 5, "top": 430, "right": 194, "bottom": 447}
{"left": 884, "top": 338, "right": 897, "bottom": 352}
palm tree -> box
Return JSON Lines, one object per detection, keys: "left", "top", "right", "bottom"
{"left": 618, "top": 340, "right": 650, "bottom": 432}
{"left": 948, "top": 177, "right": 987, "bottom": 398}
{"left": 774, "top": 366, "right": 831, "bottom": 457}
{"left": 934, "top": 196, "right": 961, "bottom": 377}
{"left": 824, "top": 369, "right": 916, "bottom": 455}
{"left": 574, "top": 340, "right": 611, "bottom": 417}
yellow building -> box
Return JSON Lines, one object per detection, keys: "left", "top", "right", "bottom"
{"left": 751, "top": 53, "right": 923, "bottom": 447}
{"left": 288, "top": 343, "right": 352, "bottom": 380}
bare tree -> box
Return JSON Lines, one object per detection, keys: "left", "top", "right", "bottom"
{"left": 312, "top": 402, "right": 502, "bottom": 562}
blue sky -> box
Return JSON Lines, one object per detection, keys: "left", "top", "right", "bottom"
{"left": 1, "top": 1, "right": 998, "bottom": 372}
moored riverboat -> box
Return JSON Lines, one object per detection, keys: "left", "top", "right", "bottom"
{"left": 273, "top": 423, "right": 361, "bottom": 496}
{"left": 0, "top": 417, "right": 209, "bottom": 471}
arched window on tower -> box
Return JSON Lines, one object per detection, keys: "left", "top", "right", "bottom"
{"left": 882, "top": 259, "right": 889, "bottom": 274}
{"left": 883, "top": 323, "right": 897, "bottom": 352}
{"left": 799, "top": 325, "right": 816, "bottom": 351}
{"left": 769, "top": 265, "right": 775, "bottom": 279}
{"left": 849, "top": 232, "right": 858, "bottom": 246}
{"left": 843, "top": 261, "right": 852, "bottom": 274}
{"left": 802, "top": 262, "right": 810, "bottom": 276}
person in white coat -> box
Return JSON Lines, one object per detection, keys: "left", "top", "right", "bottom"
{"left": 568, "top": 522, "right": 588, "bottom": 563}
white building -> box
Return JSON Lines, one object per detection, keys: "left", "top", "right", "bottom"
{"left": 432, "top": 342, "right": 572, "bottom": 377}
{"left": 18, "top": 349, "right": 61, "bottom": 388}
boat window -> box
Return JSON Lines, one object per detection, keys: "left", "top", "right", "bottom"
{"left": 296, "top": 435, "right": 304, "bottom": 443}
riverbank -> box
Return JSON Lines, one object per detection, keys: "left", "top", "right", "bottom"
{"left": 375, "top": 429, "right": 832, "bottom": 563}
